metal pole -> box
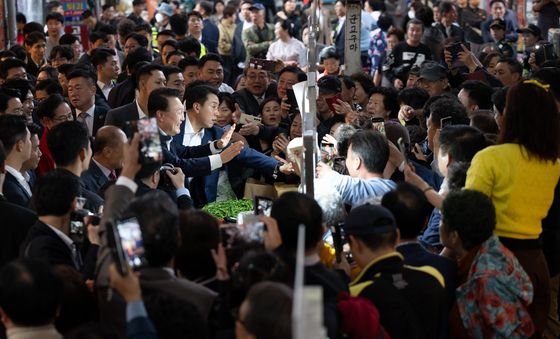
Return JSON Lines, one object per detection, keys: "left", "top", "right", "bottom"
{"left": 6, "top": 0, "right": 17, "bottom": 48}
{"left": 302, "top": 0, "right": 318, "bottom": 198}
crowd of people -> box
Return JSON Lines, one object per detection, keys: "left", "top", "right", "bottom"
{"left": 0, "top": 0, "right": 559, "bottom": 338}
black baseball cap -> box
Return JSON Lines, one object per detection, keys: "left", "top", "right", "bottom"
{"left": 343, "top": 204, "right": 397, "bottom": 236}
{"left": 418, "top": 62, "right": 447, "bottom": 82}
{"left": 490, "top": 19, "right": 506, "bottom": 30}
{"left": 318, "top": 75, "right": 342, "bottom": 95}
{"left": 517, "top": 24, "right": 542, "bottom": 38}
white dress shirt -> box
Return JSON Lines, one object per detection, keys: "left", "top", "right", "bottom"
{"left": 76, "top": 103, "right": 96, "bottom": 136}
{"left": 97, "top": 80, "right": 113, "bottom": 100}
{"left": 182, "top": 114, "right": 223, "bottom": 171}
{"left": 5, "top": 165, "right": 32, "bottom": 197}
{"left": 135, "top": 100, "right": 147, "bottom": 119}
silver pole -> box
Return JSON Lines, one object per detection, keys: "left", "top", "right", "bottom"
{"left": 6, "top": 0, "right": 17, "bottom": 48}
{"left": 302, "top": 0, "right": 318, "bottom": 198}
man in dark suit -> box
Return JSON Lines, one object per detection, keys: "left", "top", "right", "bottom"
{"left": 91, "top": 48, "right": 120, "bottom": 103}
{"left": 173, "top": 85, "right": 282, "bottom": 206}
{"left": 47, "top": 121, "right": 103, "bottom": 213}
{"left": 107, "top": 48, "right": 153, "bottom": 109}
{"left": 434, "top": 1, "right": 465, "bottom": 44}
{"left": 24, "top": 32, "right": 47, "bottom": 78}
{"left": 149, "top": 87, "right": 242, "bottom": 182}
{"left": 67, "top": 69, "right": 111, "bottom": 137}
{"left": 20, "top": 169, "right": 99, "bottom": 278}
{"left": 195, "top": 1, "right": 220, "bottom": 54}
{"left": 232, "top": 67, "right": 277, "bottom": 117}
{"left": 0, "top": 115, "right": 33, "bottom": 207}
{"left": 105, "top": 63, "right": 166, "bottom": 130}
{"left": 81, "top": 126, "right": 127, "bottom": 194}
{"left": 0, "top": 140, "right": 37, "bottom": 268}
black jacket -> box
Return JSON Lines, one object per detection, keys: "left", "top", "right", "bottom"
{"left": 2, "top": 172, "right": 31, "bottom": 207}
{"left": 0, "top": 196, "right": 36, "bottom": 267}
{"left": 105, "top": 102, "right": 140, "bottom": 131}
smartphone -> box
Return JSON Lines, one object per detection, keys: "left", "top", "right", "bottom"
{"left": 534, "top": 43, "right": 556, "bottom": 66}
{"left": 239, "top": 113, "right": 262, "bottom": 125}
{"left": 125, "top": 118, "right": 163, "bottom": 165}
{"left": 249, "top": 58, "right": 276, "bottom": 72}
{"left": 440, "top": 116, "right": 453, "bottom": 129}
{"left": 116, "top": 218, "right": 147, "bottom": 271}
{"left": 371, "top": 117, "right": 386, "bottom": 136}
{"left": 331, "top": 223, "right": 344, "bottom": 264}
{"left": 320, "top": 142, "right": 335, "bottom": 164}
{"left": 446, "top": 42, "right": 462, "bottom": 61}
{"left": 286, "top": 89, "right": 298, "bottom": 114}
{"left": 397, "top": 137, "right": 409, "bottom": 165}
{"left": 325, "top": 94, "right": 342, "bottom": 114}
{"left": 238, "top": 214, "right": 265, "bottom": 243}
{"left": 106, "top": 221, "right": 129, "bottom": 276}
{"left": 254, "top": 196, "right": 273, "bottom": 216}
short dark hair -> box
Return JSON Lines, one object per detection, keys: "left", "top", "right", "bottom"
{"left": 369, "top": 86, "right": 399, "bottom": 119}
{"left": 161, "top": 39, "right": 178, "bottom": 51}
{"left": 198, "top": 53, "right": 223, "bottom": 68}
{"left": 165, "top": 50, "right": 185, "bottom": 64}
{"left": 438, "top": 1, "right": 456, "bottom": 14}
{"left": 460, "top": 80, "right": 494, "bottom": 110}
{"left": 59, "top": 33, "right": 80, "bottom": 45}
{"left": 97, "top": 23, "right": 117, "bottom": 36}
{"left": 218, "top": 92, "right": 236, "bottom": 113}
{"left": 270, "top": 192, "right": 324, "bottom": 251}
{"left": 497, "top": 58, "right": 523, "bottom": 76}
{"left": 382, "top": 183, "right": 432, "bottom": 239}
{"left": 157, "top": 30, "right": 176, "bottom": 39}
{"left": 36, "top": 94, "right": 66, "bottom": 119}
{"left": 439, "top": 125, "right": 487, "bottom": 162}
{"left": 243, "top": 282, "right": 293, "bottom": 339}
{"left": 278, "top": 66, "right": 307, "bottom": 82}
{"left": 47, "top": 121, "right": 90, "bottom": 167}
{"left": 124, "top": 46, "right": 153, "bottom": 75}
{"left": 489, "top": 0, "right": 505, "bottom": 6}
{"left": 187, "top": 11, "right": 203, "bottom": 21}
{"left": 24, "top": 31, "right": 46, "bottom": 47}
{"left": 148, "top": 87, "right": 181, "bottom": 117}
{"left": 428, "top": 97, "right": 470, "bottom": 128}
{"left": 223, "top": 4, "right": 237, "bottom": 18}
{"left": 170, "top": 13, "right": 188, "bottom": 36}
{"left": 406, "top": 18, "right": 424, "bottom": 31}
{"left": 135, "top": 63, "right": 163, "bottom": 89}
{"left": 162, "top": 65, "right": 182, "bottom": 79}
{"left": 441, "top": 189, "right": 495, "bottom": 250}
{"left": 125, "top": 32, "right": 149, "bottom": 48}
{"left": 57, "top": 63, "right": 75, "bottom": 77}
{"left": 89, "top": 31, "right": 108, "bottom": 45}
{"left": 91, "top": 48, "right": 117, "bottom": 68}
{"left": 67, "top": 68, "right": 96, "bottom": 84}
{"left": 348, "top": 130, "right": 389, "bottom": 174}
{"left": 0, "top": 259, "right": 63, "bottom": 326}
{"left": 3, "top": 78, "right": 34, "bottom": 102}
{"left": 47, "top": 0, "right": 63, "bottom": 12}
{"left": 102, "top": 3, "right": 114, "bottom": 11}
{"left": 46, "top": 12, "right": 64, "bottom": 24}
{"left": 397, "top": 87, "right": 430, "bottom": 109}
{"left": 16, "top": 12, "right": 26, "bottom": 24}
{"left": 0, "top": 88, "right": 21, "bottom": 113}
{"left": 81, "top": 9, "right": 94, "bottom": 19}
{"left": 22, "top": 22, "right": 44, "bottom": 37}
{"left": 184, "top": 85, "right": 219, "bottom": 110}
{"left": 0, "top": 58, "right": 27, "bottom": 80}
{"left": 34, "top": 168, "right": 81, "bottom": 216}
{"left": 0, "top": 140, "right": 5, "bottom": 168}
{"left": 134, "top": 22, "right": 152, "bottom": 35}
{"left": 117, "top": 19, "right": 136, "bottom": 38}
{"left": 350, "top": 73, "right": 375, "bottom": 96}
{"left": 37, "top": 65, "right": 59, "bottom": 80}
{"left": 0, "top": 115, "right": 28, "bottom": 153}
{"left": 491, "top": 86, "right": 508, "bottom": 116}
{"left": 124, "top": 190, "right": 179, "bottom": 267}
{"left": 178, "top": 36, "right": 201, "bottom": 56}
{"left": 178, "top": 56, "right": 199, "bottom": 71}
{"left": 50, "top": 45, "right": 74, "bottom": 62}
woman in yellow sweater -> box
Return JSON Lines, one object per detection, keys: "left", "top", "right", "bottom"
{"left": 465, "top": 79, "right": 560, "bottom": 335}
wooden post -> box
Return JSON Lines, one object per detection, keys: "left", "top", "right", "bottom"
{"left": 344, "top": 0, "right": 362, "bottom": 75}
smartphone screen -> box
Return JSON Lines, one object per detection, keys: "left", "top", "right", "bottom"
{"left": 286, "top": 89, "right": 298, "bottom": 114}
{"left": 254, "top": 196, "right": 273, "bottom": 216}
{"left": 440, "top": 116, "right": 453, "bottom": 129}
{"left": 136, "top": 118, "right": 163, "bottom": 165}
{"left": 446, "top": 42, "right": 463, "bottom": 61}
{"left": 325, "top": 95, "right": 342, "bottom": 114}
{"left": 116, "top": 218, "right": 147, "bottom": 270}
{"left": 371, "top": 117, "right": 386, "bottom": 136}
{"left": 107, "top": 221, "right": 128, "bottom": 275}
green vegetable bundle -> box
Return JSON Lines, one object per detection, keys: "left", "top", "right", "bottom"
{"left": 202, "top": 199, "right": 254, "bottom": 219}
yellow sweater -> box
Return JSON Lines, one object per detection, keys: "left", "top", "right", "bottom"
{"left": 465, "top": 143, "right": 560, "bottom": 239}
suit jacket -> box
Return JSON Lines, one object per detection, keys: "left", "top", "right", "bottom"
{"left": 0, "top": 196, "right": 37, "bottom": 267}
{"left": 81, "top": 160, "right": 110, "bottom": 195}
{"left": 25, "top": 55, "right": 42, "bottom": 77}
{"left": 105, "top": 102, "right": 140, "bottom": 130}
{"left": 174, "top": 125, "right": 278, "bottom": 207}
{"left": 232, "top": 22, "right": 247, "bottom": 66}
{"left": 107, "top": 78, "right": 136, "bottom": 109}
{"left": 334, "top": 22, "right": 345, "bottom": 64}
{"left": 434, "top": 23, "right": 465, "bottom": 44}
{"left": 139, "top": 266, "right": 217, "bottom": 319}
{"left": 75, "top": 102, "right": 110, "bottom": 137}
{"left": 202, "top": 19, "right": 219, "bottom": 54}
{"left": 2, "top": 172, "right": 31, "bottom": 207}
{"left": 161, "top": 132, "right": 213, "bottom": 178}
{"left": 232, "top": 84, "right": 278, "bottom": 117}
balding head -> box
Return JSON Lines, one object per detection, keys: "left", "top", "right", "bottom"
{"left": 92, "top": 126, "right": 127, "bottom": 170}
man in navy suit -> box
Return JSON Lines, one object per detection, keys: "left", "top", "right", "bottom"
{"left": 0, "top": 140, "right": 37, "bottom": 268}
{"left": 21, "top": 169, "right": 99, "bottom": 279}
{"left": 81, "top": 126, "right": 127, "bottom": 194}
{"left": 0, "top": 115, "right": 33, "bottom": 207}
{"left": 195, "top": 1, "right": 220, "bottom": 54}
{"left": 67, "top": 68, "right": 111, "bottom": 137}
{"left": 105, "top": 63, "right": 167, "bottom": 130}
{"left": 91, "top": 47, "right": 120, "bottom": 103}
{"left": 173, "top": 85, "right": 284, "bottom": 207}
{"left": 148, "top": 87, "right": 243, "bottom": 181}
{"left": 434, "top": 2, "right": 465, "bottom": 44}
{"left": 381, "top": 183, "right": 457, "bottom": 303}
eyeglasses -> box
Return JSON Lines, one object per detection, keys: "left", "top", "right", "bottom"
{"left": 52, "top": 112, "right": 74, "bottom": 122}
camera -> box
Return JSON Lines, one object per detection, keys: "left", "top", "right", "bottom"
{"left": 158, "top": 163, "right": 178, "bottom": 191}
{"left": 534, "top": 42, "right": 556, "bottom": 66}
